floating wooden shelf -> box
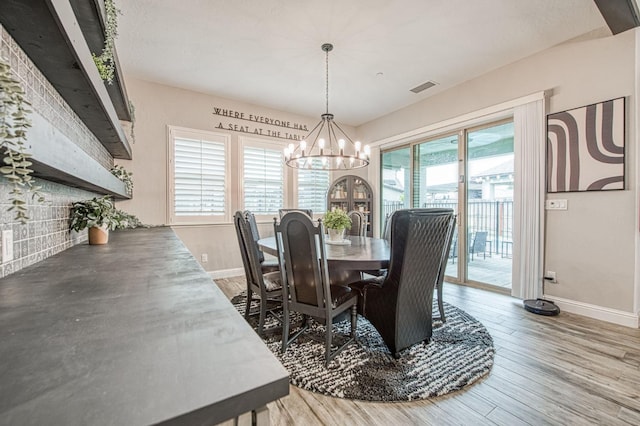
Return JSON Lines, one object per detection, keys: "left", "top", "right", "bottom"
{"left": 29, "top": 113, "right": 130, "bottom": 199}
{"left": 70, "top": 0, "right": 132, "bottom": 122}
{"left": 0, "top": 0, "right": 132, "bottom": 159}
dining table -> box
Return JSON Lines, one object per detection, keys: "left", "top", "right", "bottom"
{"left": 258, "top": 235, "right": 390, "bottom": 285}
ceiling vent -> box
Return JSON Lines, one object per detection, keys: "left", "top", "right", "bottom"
{"left": 410, "top": 80, "right": 437, "bottom": 94}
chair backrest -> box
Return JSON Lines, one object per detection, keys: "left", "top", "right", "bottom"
{"left": 274, "top": 212, "right": 330, "bottom": 312}
{"left": 382, "top": 209, "right": 454, "bottom": 338}
{"left": 278, "top": 208, "right": 313, "bottom": 219}
{"left": 347, "top": 210, "right": 366, "bottom": 236}
{"left": 382, "top": 211, "right": 396, "bottom": 241}
{"left": 243, "top": 210, "right": 265, "bottom": 262}
{"left": 472, "top": 231, "right": 488, "bottom": 252}
{"left": 234, "top": 211, "right": 264, "bottom": 291}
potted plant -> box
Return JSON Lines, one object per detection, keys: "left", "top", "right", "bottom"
{"left": 323, "top": 208, "right": 352, "bottom": 242}
{"left": 69, "top": 196, "right": 119, "bottom": 244}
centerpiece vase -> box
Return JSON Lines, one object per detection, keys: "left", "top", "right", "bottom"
{"left": 328, "top": 228, "right": 345, "bottom": 242}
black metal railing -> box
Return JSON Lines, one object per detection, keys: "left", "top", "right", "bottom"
{"left": 382, "top": 200, "right": 513, "bottom": 256}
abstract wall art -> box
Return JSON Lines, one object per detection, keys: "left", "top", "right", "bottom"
{"left": 546, "top": 97, "right": 625, "bottom": 193}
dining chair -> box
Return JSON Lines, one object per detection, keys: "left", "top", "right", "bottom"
{"left": 349, "top": 208, "right": 455, "bottom": 357}
{"left": 381, "top": 210, "right": 396, "bottom": 241}
{"left": 470, "top": 231, "right": 489, "bottom": 260}
{"left": 273, "top": 211, "right": 358, "bottom": 367}
{"left": 278, "top": 208, "right": 313, "bottom": 219}
{"left": 434, "top": 214, "right": 457, "bottom": 322}
{"left": 362, "top": 211, "right": 395, "bottom": 278}
{"left": 234, "top": 211, "right": 283, "bottom": 337}
{"left": 347, "top": 210, "right": 366, "bottom": 236}
{"left": 244, "top": 210, "right": 279, "bottom": 274}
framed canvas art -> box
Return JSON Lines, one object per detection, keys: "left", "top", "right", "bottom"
{"left": 546, "top": 97, "right": 625, "bottom": 193}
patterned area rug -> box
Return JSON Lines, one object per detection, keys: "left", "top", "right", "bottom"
{"left": 231, "top": 292, "right": 494, "bottom": 401}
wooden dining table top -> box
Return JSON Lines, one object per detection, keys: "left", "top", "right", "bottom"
{"left": 258, "top": 235, "right": 390, "bottom": 271}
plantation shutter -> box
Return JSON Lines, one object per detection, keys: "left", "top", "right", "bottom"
{"left": 298, "top": 169, "right": 329, "bottom": 213}
{"left": 174, "top": 136, "right": 226, "bottom": 216}
{"left": 243, "top": 145, "right": 284, "bottom": 214}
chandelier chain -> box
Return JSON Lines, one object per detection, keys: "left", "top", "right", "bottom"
{"left": 325, "top": 47, "right": 329, "bottom": 114}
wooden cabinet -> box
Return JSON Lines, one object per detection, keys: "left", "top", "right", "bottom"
{"left": 327, "top": 175, "right": 374, "bottom": 237}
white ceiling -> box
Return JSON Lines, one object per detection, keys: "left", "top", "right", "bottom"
{"left": 117, "top": 0, "right": 607, "bottom": 126}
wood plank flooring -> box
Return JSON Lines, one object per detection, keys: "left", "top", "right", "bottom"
{"left": 214, "top": 277, "right": 640, "bottom": 426}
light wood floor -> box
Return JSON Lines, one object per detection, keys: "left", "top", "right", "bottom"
{"left": 215, "top": 277, "right": 640, "bottom": 426}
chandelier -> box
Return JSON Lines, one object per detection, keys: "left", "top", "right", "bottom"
{"left": 284, "top": 43, "right": 370, "bottom": 170}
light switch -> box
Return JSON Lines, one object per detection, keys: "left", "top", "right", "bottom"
{"left": 2, "top": 230, "right": 13, "bottom": 263}
{"left": 545, "top": 199, "right": 567, "bottom": 210}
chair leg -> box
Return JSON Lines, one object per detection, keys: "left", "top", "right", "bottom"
{"left": 438, "top": 280, "right": 446, "bottom": 323}
{"left": 258, "top": 295, "right": 266, "bottom": 337}
{"left": 245, "top": 289, "right": 253, "bottom": 320}
{"left": 281, "top": 304, "right": 290, "bottom": 353}
{"left": 350, "top": 305, "right": 357, "bottom": 339}
{"left": 325, "top": 317, "right": 333, "bottom": 367}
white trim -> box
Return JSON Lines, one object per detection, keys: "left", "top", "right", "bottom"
{"left": 374, "top": 91, "right": 548, "bottom": 149}
{"left": 634, "top": 28, "right": 640, "bottom": 323}
{"left": 545, "top": 295, "right": 640, "bottom": 328}
{"left": 209, "top": 268, "right": 245, "bottom": 280}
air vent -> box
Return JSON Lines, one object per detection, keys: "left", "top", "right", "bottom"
{"left": 410, "top": 80, "right": 437, "bottom": 94}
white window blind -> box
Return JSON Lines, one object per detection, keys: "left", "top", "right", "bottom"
{"left": 173, "top": 134, "right": 227, "bottom": 219}
{"left": 297, "top": 169, "right": 329, "bottom": 213}
{"left": 243, "top": 145, "right": 284, "bottom": 215}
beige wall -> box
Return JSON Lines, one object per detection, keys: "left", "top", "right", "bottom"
{"left": 358, "top": 29, "right": 637, "bottom": 314}
{"left": 116, "top": 78, "right": 354, "bottom": 272}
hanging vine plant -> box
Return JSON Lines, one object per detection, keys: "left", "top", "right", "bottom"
{"left": 93, "top": 0, "right": 121, "bottom": 84}
{"left": 110, "top": 164, "right": 133, "bottom": 196}
{"left": 0, "top": 59, "right": 44, "bottom": 224}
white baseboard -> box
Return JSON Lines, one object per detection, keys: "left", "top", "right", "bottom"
{"left": 208, "top": 268, "right": 244, "bottom": 280}
{"left": 544, "top": 295, "right": 639, "bottom": 328}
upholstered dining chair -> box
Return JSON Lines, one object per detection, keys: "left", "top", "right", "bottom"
{"left": 273, "top": 211, "right": 358, "bottom": 367}
{"left": 244, "top": 210, "right": 279, "bottom": 274}
{"left": 234, "top": 211, "right": 283, "bottom": 337}
{"left": 278, "top": 208, "right": 313, "bottom": 219}
{"left": 347, "top": 210, "right": 366, "bottom": 236}
{"left": 349, "top": 208, "right": 455, "bottom": 357}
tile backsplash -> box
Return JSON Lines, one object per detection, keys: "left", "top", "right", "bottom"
{"left": 0, "top": 180, "right": 97, "bottom": 278}
{"left": 0, "top": 25, "right": 115, "bottom": 277}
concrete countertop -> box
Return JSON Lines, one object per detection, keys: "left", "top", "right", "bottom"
{"left": 0, "top": 227, "right": 288, "bottom": 425}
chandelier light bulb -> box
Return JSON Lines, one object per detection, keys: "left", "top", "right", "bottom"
{"left": 364, "top": 145, "right": 371, "bottom": 156}
{"left": 319, "top": 138, "right": 325, "bottom": 148}
{"left": 355, "top": 141, "right": 361, "bottom": 152}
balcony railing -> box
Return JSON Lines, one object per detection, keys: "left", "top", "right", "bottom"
{"left": 382, "top": 200, "right": 513, "bottom": 256}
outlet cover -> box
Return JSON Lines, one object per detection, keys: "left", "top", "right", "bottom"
{"left": 2, "top": 230, "right": 14, "bottom": 263}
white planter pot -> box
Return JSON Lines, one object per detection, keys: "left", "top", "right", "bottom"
{"left": 327, "top": 228, "right": 345, "bottom": 242}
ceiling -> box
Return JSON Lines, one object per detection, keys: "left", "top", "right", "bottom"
{"left": 117, "top": 0, "right": 609, "bottom": 127}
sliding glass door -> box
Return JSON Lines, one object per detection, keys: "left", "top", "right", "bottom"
{"left": 465, "top": 122, "right": 513, "bottom": 288}
{"left": 381, "top": 147, "right": 410, "bottom": 228}
{"left": 413, "top": 134, "right": 459, "bottom": 279}
{"left": 386, "top": 120, "right": 514, "bottom": 290}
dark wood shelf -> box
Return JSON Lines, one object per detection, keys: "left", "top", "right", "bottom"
{"left": 0, "top": 0, "right": 132, "bottom": 159}
{"left": 70, "top": 0, "right": 132, "bottom": 121}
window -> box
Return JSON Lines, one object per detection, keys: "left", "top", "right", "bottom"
{"left": 168, "top": 126, "right": 230, "bottom": 224}
{"left": 297, "top": 169, "right": 330, "bottom": 214}
{"left": 241, "top": 138, "right": 286, "bottom": 216}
